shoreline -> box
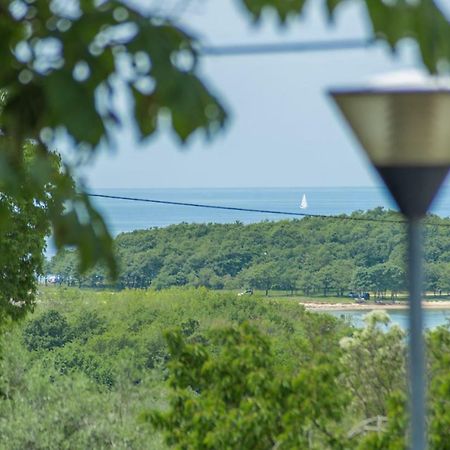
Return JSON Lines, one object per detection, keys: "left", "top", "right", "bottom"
{"left": 300, "top": 301, "right": 450, "bottom": 311}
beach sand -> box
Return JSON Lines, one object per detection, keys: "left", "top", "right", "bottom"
{"left": 300, "top": 301, "right": 450, "bottom": 311}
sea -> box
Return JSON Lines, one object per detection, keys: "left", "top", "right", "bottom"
{"left": 89, "top": 185, "right": 450, "bottom": 236}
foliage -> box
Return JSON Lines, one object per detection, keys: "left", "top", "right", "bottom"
{"left": 144, "top": 302, "right": 450, "bottom": 449}
{"left": 355, "top": 323, "right": 450, "bottom": 449}
{"left": 0, "top": 338, "right": 164, "bottom": 449}
{"left": 0, "top": 141, "right": 63, "bottom": 325}
{"left": 150, "top": 323, "right": 350, "bottom": 450}
{"left": 356, "top": 392, "right": 407, "bottom": 450}
{"left": 339, "top": 311, "right": 406, "bottom": 418}
{"left": 6, "top": 287, "right": 450, "bottom": 447}
{"left": 23, "top": 309, "right": 71, "bottom": 351}
{"left": 148, "top": 306, "right": 414, "bottom": 449}
{"left": 0, "top": 287, "right": 353, "bottom": 449}
{"left": 424, "top": 325, "right": 450, "bottom": 449}
{"left": 243, "top": 0, "right": 450, "bottom": 76}
{"left": 0, "top": 0, "right": 230, "bottom": 276}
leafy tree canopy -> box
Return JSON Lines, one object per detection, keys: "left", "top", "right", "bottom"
{"left": 150, "top": 323, "right": 350, "bottom": 449}
{"left": 0, "top": 140, "right": 65, "bottom": 324}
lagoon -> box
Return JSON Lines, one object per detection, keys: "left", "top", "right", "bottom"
{"left": 327, "top": 308, "right": 450, "bottom": 330}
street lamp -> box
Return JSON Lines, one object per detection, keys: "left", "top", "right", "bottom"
{"left": 329, "top": 73, "right": 450, "bottom": 450}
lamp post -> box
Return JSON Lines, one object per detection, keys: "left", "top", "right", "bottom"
{"left": 329, "top": 74, "right": 450, "bottom": 450}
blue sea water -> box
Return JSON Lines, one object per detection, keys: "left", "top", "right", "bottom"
{"left": 89, "top": 185, "right": 450, "bottom": 237}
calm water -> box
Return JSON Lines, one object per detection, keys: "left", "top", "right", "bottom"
{"left": 328, "top": 309, "right": 450, "bottom": 330}
{"left": 89, "top": 185, "right": 450, "bottom": 236}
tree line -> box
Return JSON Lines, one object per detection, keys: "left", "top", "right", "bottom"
{"left": 47, "top": 208, "right": 450, "bottom": 297}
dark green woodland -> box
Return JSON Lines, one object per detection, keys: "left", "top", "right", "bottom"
{"left": 47, "top": 208, "right": 450, "bottom": 297}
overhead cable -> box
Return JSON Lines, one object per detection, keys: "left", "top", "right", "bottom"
{"left": 87, "top": 192, "right": 416, "bottom": 226}
{"left": 199, "top": 38, "right": 375, "bottom": 57}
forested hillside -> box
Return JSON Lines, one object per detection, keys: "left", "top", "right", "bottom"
{"left": 47, "top": 208, "right": 450, "bottom": 296}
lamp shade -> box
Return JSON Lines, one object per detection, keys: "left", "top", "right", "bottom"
{"left": 330, "top": 75, "right": 450, "bottom": 217}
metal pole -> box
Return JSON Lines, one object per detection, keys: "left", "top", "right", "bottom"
{"left": 408, "top": 217, "right": 426, "bottom": 450}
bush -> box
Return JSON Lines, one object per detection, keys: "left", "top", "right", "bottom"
{"left": 23, "top": 310, "right": 72, "bottom": 352}
{"left": 71, "top": 310, "right": 106, "bottom": 343}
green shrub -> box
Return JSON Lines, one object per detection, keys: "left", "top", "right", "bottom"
{"left": 23, "top": 310, "right": 72, "bottom": 351}
{"left": 3, "top": 287, "right": 356, "bottom": 449}
{"left": 71, "top": 310, "right": 106, "bottom": 344}
{"left": 149, "top": 323, "right": 350, "bottom": 449}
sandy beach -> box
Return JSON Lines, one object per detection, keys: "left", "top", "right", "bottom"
{"left": 300, "top": 301, "right": 450, "bottom": 311}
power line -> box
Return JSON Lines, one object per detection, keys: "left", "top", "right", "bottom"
{"left": 87, "top": 192, "right": 411, "bottom": 226}
{"left": 199, "top": 38, "right": 375, "bottom": 57}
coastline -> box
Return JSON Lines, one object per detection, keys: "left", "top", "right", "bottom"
{"left": 300, "top": 301, "right": 450, "bottom": 311}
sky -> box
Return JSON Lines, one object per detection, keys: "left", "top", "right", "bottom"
{"left": 79, "top": 0, "right": 424, "bottom": 189}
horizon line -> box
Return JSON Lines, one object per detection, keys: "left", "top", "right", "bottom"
{"left": 87, "top": 185, "right": 389, "bottom": 190}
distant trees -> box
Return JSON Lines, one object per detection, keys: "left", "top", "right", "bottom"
{"left": 350, "top": 263, "right": 406, "bottom": 299}
{"left": 351, "top": 267, "right": 373, "bottom": 295}
{"left": 47, "top": 209, "right": 450, "bottom": 298}
{"left": 330, "top": 260, "right": 355, "bottom": 297}
{"left": 240, "top": 262, "right": 279, "bottom": 296}
{"left": 275, "top": 266, "right": 300, "bottom": 295}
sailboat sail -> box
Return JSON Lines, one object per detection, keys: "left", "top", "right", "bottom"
{"left": 300, "top": 194, "right": 308, "bottom": 209}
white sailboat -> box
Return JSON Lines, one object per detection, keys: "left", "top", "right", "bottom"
{"left": 300, "top": 193, "right": 308, "bottom": 209}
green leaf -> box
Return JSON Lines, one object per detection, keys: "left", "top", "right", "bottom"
{"left": 132, "top": 86, "right": 158, "bottom": 139}
{"left": 240, "top": 0, "right": 307, "bottom": 23}
{"left": 325, "top": 0, "right": 345, "bottom": 22}
{"left": 43, "top": 70, "right": 105, "bottom": 145}
{"left": 164, "top": 73, "right": 227, "bottom": 142}
{"left": 52, "top": 192, "right": 117, "bottom": 278}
